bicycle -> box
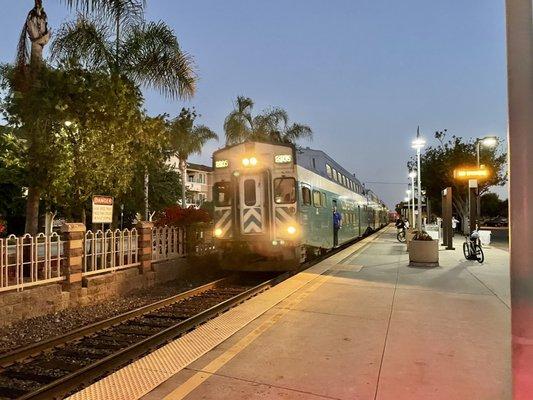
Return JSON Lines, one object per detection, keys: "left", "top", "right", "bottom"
{"left": 463, "top": 231, "right": 484, "bottom": 263}
{"left": 396, "top": 227, "right": 406, "bottom": 243}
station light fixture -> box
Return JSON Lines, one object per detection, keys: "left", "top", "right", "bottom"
{"left": 408, "top": 170, "right": 417, "bottom": 179}
{"left": 411, "top": 137, "right": 426, "bottom": 150}
{"left": 480, "top": 135, "right": 498, "bottom": 148}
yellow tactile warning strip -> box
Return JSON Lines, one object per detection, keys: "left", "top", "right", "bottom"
{"left": 162, "top": 270, "right": 336, "bottom": 400}
{"left": 68, "top": 227, "right": 389, "bottom": 400}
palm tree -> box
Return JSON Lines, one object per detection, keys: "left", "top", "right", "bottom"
{"left": 51, "top": 10, "right": 196, "bottom": 99}
{"left": 167, "top": 109, "right": 218, "bottom": 209}
{"left": 223, "top": 96, "right": 312, "bottom": 145}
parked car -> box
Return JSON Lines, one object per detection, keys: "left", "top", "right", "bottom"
{"left": 484, "top": 216, "right": 508, "bottom": 227}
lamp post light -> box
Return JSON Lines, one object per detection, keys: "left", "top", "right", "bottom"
{"left": 475, "top": 135, "right": 498, "bottom": 218}
{"left": 411, "top": 127, "right": 426, "bottom": 231}
{"left": 408, "top": 170, "right": 417, "bottom": 228}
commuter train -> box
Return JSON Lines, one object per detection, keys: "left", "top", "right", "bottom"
{"left": 212, "top": 141, "right": 388, "bottom": 270}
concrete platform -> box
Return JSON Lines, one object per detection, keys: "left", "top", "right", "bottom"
{"left": 71, "top": 226, "right": 511, "bottom": 400}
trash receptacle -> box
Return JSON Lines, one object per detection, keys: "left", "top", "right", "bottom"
{"left": 478, "top": 230, "right": 491, "bottom": 246}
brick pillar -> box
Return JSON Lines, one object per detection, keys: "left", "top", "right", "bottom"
{"left": 136, "top": 221, "right": 153, "bottom": 274}
{"left": 61, "top": 223, "right": 86, "bottom": 291}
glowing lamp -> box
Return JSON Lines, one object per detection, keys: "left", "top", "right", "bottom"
{"left": 287, "top": 226, "right": 297, "bottom": 235}
{"left": 214, "top": 228, "right": 223, "bottom": 237}
{"left": 242, "top": 158, "right": 250, "bottom": 167}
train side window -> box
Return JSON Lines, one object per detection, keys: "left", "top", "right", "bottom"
{"left": 313, "top": 190, "right": 322, "bottom": 207}
{"left": 332, "top": 168, "right": 338, "bottom": 182}
{"left": 244, "top": 179, "right": 256, "bottom": 206}
{"left": 301, "top": 186, "right": 311, "bottom": 206}
{"left": 214, "top": 182, "right": 232, "bottom": 207}
{"left": 326, "top": 164, "right": 333, "bottom": 179}
{"left": 321, "top": 192, "right": 327, "bottom": 207}
{"left": 274, "top": 178, "right": 296, "bottom": 204}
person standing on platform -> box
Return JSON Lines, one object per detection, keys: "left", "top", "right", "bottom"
{"left": 333, "top": 205, "right": 342, "bottom": 247}
{"left": 452, "top": 215, "right": 459, "bottom": 236}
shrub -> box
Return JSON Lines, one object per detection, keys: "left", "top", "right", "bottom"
{"left": 413, "top": 230, "right": 433, "bottom": 241}
{"left": 155, "top": 205, "right": 212, "bottom": 227}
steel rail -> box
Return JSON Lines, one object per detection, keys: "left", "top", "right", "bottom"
{"left": 18, "top": 272, "right": 290, "bottom": 400}
{"left": 0, "top": 277, "right": 229, "bottom": 369}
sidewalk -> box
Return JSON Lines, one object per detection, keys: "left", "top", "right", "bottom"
{"left": 76, "top": 226, "right": 510, "bottom": 400}
{"left": 138, "top": 226, "right": 510, "bottom": 400}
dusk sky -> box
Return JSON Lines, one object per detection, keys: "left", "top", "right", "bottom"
{"left": 0, "top": 1, "right": 508, "bottom": 207}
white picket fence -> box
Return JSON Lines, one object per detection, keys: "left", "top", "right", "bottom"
{"left": 83, "top": 229, "right": 140, "bottom": 276}
{"left": 152, "top": 226, "right": 186, "bottom": 262}
{"left": 0, "top": 233, "right": 65, "bottom": 293}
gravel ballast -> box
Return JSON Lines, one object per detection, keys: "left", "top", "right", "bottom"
{"left": 0, "top": 273, "right": 223, "bottom": 356}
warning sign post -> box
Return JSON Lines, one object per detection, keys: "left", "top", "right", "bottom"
{"left": 92, "top": 195, "right": 114, "bottom": 224}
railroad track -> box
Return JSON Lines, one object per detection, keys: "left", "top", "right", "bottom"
{"left": 0, "top": 273, "right": 285, "bottom": 400}
{"left": 0, "top": 225, "right": 385, "bottom": 400}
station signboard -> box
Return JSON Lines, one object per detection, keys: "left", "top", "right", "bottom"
{"left": 92, "top": 195, "right": 114, "bottom": 224}
{"left": 453, "top": 167, "right": 490, "bottom": 180}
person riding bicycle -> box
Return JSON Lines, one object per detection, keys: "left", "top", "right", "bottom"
{"left": 395, "top": 216, "right": 406, "bottom": 230}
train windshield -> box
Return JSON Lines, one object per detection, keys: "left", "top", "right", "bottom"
{"left": 274, "top": 178, "right": 296, "bottom": 204}
{"left": 214, "top": 182, "right": 232, "bottom": 206}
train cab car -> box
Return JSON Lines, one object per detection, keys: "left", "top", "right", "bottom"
{"left": 212, "top": 141, "right": 388, "bottom": 271}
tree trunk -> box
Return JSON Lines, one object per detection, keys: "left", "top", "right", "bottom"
{"left": 180, "top": 159, "right": 187, "bottom": 209}
{"left": 24, "top": 186, "right": 40, "bottom": 235}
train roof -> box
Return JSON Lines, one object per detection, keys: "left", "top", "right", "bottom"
{"left": 295, "top": 147, "right": 385, "bottom": 206}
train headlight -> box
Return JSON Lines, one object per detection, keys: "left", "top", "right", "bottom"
{"left": 242, "top": 158, "right": 250, "bottom": 167}
{"left": 214, "top": 228, "right": 223, "bottom": 237}
{"left": 287, "top": 225, "right": 297, "bottom": 235}
{"left": 249, "top": 157, "right": 258, "bottom": 166}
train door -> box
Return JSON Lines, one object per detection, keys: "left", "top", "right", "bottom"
{"left": 239, "top": 174, "right": 266, "bottom": 235}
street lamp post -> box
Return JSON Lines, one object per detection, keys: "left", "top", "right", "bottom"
{"left": 412, "top": 127, "right": 426, "bottom": 231}
{"left": 475, "top": 135, "right": 498, "bottom": 218}
{"left": 406, "top": 189, "right": 412, "bottom": 227}
{"left": 408, "top": 171, "right": 417, "bottom": 228}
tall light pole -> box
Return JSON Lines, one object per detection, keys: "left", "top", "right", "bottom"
{"left": 506, "top": 0, "right": 533, "bottom": 397}
{"left": 408, "top": 170, "right": 417, "bottom": 228}
{"left": 406, "top": 189, "right": 412, "bottom": 226}
{"left": 475, "top": 135, "right": 498, "bottom": 218}
{"left": 412, "top": 127, "right": 426, "bottom": 231}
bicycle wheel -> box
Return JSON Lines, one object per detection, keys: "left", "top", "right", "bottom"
{"left": 475, "top": 245, "right": 484, "bottom": 263}
{"left": 463, "top": 242, "right": 470, "bottom": 259}
{"left": 397, "top": 231, "right": 406, "bottom": 243}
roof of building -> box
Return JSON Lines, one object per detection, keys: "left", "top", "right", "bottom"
{"left": 187, "top": 163, "right": 213, "bottom": 172}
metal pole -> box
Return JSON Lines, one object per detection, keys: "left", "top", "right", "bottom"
{"left": 410, "top": 176, "right": 416, "bottom": 228}
{"left": 416, "top": 148, "right": 422, "bottom": 230}
{"left": 506, "top": 0, "right": 533, "bottom": 397}
{"left": 476, "top": 141, "right": 482, "bottom": 218}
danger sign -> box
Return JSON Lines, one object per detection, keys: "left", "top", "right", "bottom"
{"left": 92, "top": 195, "right": 114, "bottom": 224}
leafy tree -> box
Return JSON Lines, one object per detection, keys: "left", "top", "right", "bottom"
{"left": 480, "top": 193, "right": 508, "bottom": 218}
{"left": 167, "top": 108, "right": 218, "bottom": 208}
{"left": 224, "top": 96, "right": 312, "bottom": 145}
{"left": 410, "top": 131, "right": 507, "bottom": 223}
{"left": 0, "top": 127, "right": 26, "bottom": 234}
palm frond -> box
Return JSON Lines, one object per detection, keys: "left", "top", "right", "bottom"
{"left": 62, "top": 0, "right": 145, "bottom": 26}
{"left": 224, "top": 110, "right": 252, "bottom": 145}
{"left": 121, "top": 21, "right": 196, "bottom": 99}
{"left": 167, "top": 113, "right": 217, "bottom": 159}
{"left": 283, "top": 123, "right": 313, "bottom": 143}
{"left": 51, "top": 16, "right": 114, "bottom": 70}
{"left": 16, "top": 22, "right": 30, "bottom": 68}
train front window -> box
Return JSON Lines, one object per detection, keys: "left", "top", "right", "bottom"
{"left": 274, "top": 178, "right": 296, "bottom": 204}
{"left": 244, "top": 179, "right": 256, "bottom": 206}
{"left": 214, "top": 182, "right": 231, "bottom": 207}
